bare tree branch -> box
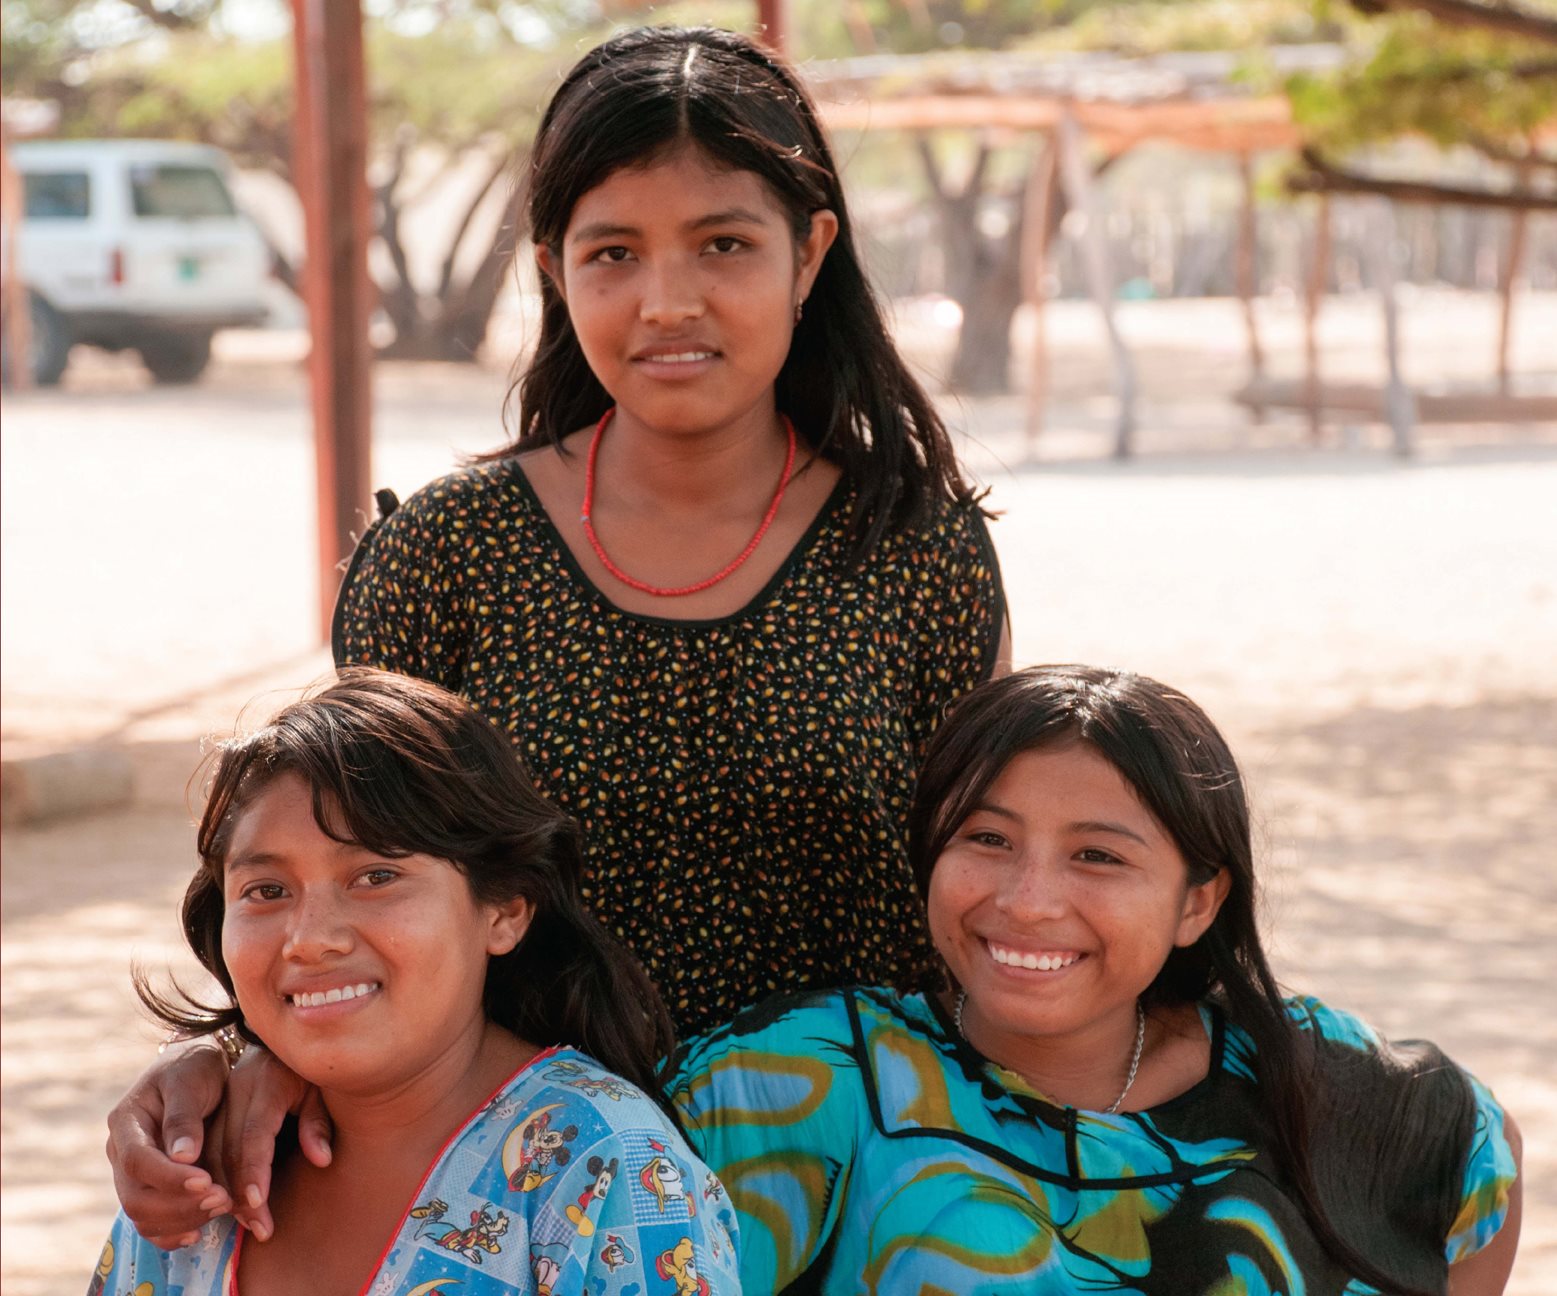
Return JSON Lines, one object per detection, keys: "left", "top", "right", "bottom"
{"left": 1348, "top": 0, "right": 1557, "bottom": 44}
{"left": 436, "top": 148, "right": 518, "bottom": 303}
{"left": 1466, "top": 131, "right": 1557, "bottom": 173}
{"left": 1289, "top": 147, "right": 1557, "bottom": 210}
{"left": 374, "top": 134, "right": 421, "bottom": 340}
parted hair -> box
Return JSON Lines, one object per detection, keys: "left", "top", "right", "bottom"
{"left": 137, "top": 668, "right": 673, "bottom": 1098}
{"left": 498, "top": 24, "right": 978, "bottom": 558}
{"left": 907, "top": 666, "right": 1477, "bottom": 1296}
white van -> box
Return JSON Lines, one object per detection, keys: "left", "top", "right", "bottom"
{"left": 9, "top": 139, "right": 271, "bottom": 384}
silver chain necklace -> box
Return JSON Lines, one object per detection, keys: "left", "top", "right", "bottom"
{"left": 953, "top": 991, "right": 1147, "bottom": 1115}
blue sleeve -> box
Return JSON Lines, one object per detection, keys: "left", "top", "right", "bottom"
{"left": 1445, "top": 1072, "right": 1517, "bottom": 1263}
{"left": 89, "top": 1216, "right": 171, "bottom": 1293}
{"left": 668, "top": 993, "right": 862, "bottom": 1293}
{"left": 1284, "top": 995, "right": 1518, "bottom": 1261}
{"left": 88, "top": 1214, "right": 236, "bottom": 1293}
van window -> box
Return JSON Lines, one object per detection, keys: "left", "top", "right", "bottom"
{"left": 129, "top": 164, "right": 236, "bottom": 219}
{"left": 23, "top": 171, "right": 91, "bottom": 220}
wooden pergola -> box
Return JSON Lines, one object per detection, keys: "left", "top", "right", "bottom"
{"left": 809, "top": 47, "right": 1556, "bottom": 456}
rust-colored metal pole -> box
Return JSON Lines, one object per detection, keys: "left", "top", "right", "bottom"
{"left": 756, "top": 0, "right": 787, "bottom": 53}
{"left": 292, "top": 0, "right": 375, "bottom": 641}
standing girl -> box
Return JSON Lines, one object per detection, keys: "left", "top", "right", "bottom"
{"left": 333, "top": 24, "right": 1007, "bottom": 1031}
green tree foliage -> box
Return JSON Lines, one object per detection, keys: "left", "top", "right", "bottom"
{"left": 1288, "top": 3, "right": 1556, "bottom": 157}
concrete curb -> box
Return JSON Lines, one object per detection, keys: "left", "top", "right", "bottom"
{"left": 1, "top": 746, "right": 136, "bottom": 828}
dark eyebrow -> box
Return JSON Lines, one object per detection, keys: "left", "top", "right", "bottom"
{"left": 966, "top": 802, "right": 1021, "bottom": 823}
{"left": 569, "top": 207, "right": 771, "bottom": 244}
{"left": 223, "top": 852, "right": 281, "bottom": 877}
{"left": 1070, "top": 820, "right": 1150, "bottom": 846}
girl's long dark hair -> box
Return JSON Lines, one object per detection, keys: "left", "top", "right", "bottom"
{"left": 494, "top": 24, "right": 977, "bottom": 559}
{"left": 137, "top": 668, "right": 673, "bottom": 1099}
{"left": 907, "top": 666, "right": 1474, "bottom": 1296}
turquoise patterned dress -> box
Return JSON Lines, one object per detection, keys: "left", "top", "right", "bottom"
{"left": 668, "top": 988, "right": 1515, "bottom": 1295}
{"left": 91, "top": 1047, "right": 740, "bottom": 1296}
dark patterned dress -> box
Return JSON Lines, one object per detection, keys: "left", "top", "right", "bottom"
{"left": 334, "top": 461, "right": 1004, "bottom": 1033}
{"left": 669, "top": 989, "right": 1516, "bottom": 1295}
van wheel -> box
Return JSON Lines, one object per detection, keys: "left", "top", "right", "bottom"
{"left": 2, "top": 293, "right": 73, "bottom": 387}
{"left": 139, "top": 332, "right": 213, "bottom": 384}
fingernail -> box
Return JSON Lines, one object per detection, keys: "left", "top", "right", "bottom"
{"left": 249, "top": 1218, "right": 271, "bottom": 1242}
{"left": 245, "top": 1184, "right": 262, "bottom": 1209}
{"left": 170, "top": 1137, "right": 196, "bottom": 1160}
{"left": 176, "top": 1232, "right": 200, "bottom": 1248}
{"left": 198, "top": 1191, "right": 226, "bottom": 1212}
{"left": 182, "top": 1174, "right": 209, "bottom": 1192}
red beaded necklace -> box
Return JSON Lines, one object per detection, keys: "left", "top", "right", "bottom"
{"left": 580, "top": 407, "right": 798, "bottom": 598}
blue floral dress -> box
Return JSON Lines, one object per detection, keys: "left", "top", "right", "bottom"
{"left": 669, "top": 988, "right": 1515, "bottom": 1295}
{"left": 90, "top": 1047, "right": 740, "bottom": 1296}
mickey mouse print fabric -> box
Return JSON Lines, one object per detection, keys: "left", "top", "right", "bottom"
{"left": 90, "top": 1047, "right": 740, "bottom": 1296}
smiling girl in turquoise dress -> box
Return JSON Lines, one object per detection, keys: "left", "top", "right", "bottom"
{"left": 91, "top": 670, "right": 739, "bottom": 1296}
{"left": 669, "top": 665, "right": 1522, "bottom": 1294}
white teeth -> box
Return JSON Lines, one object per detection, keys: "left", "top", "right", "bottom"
{"left": 988, "top": 943, "right": 1078, "bottom": 972}
{"left": 290, "top": 982, "right": 379, "bottom": 1007}
{"left": 645, "top": 351, "right": 714, "bottom": 363}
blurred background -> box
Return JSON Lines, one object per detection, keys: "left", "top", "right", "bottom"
{"left": 2, "top": 1, "right": 1554, "bottom": 1291}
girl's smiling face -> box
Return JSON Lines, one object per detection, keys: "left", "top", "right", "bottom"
{"left": 538, "top": 146, "right": 837, "bottom": 440}
{"left": 928, "top": 742, "right": 1229, "bottom": 1065}
{"left": 220, "top": 774, "right": 531, "bottom": 1096}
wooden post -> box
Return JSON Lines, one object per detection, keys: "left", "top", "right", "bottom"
{"left": 1369, "top": 198, "right": 1416, "bottom": 457}
{"left": 756, "top": 0, "right": 787, "bottom": 52}
{"left": 1019, "top": 134, "right": 1058, "bottom": 453}
{"left": 1057, "top": 110, "right": 1137, "bottom": 458}
{"left": 292, "top": 0, "right": 375, "bottom": 640}
{"left": 0, "top": 128, "right": 32, "bottom": 391}
{"left": 1303, "top": 194, "right": 1330, "bottom": 445}
{"left": 1236, "top": 152, "right": 1264, "bottom": 423}
{"left": 1497, "top": 163, "right": 1531, "bottom": 395}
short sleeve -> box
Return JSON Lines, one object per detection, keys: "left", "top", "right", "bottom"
{"left": 332, "top": 473, "right": 473, "bottom": 691}
{"left": 667, "top": 992, "right": 864, "bottom": 1292}
{"left": 1445, "top": 1072, "right": 1517, "bottom": 1263}
{"left": 530, "top": 1127, "right": 741, "bottom": 1296}
{"left": 905, "top": 499, "right": 1005, "bottom": 756}
{"left": 88, "top": 1217, "right": 168, "bottom": 1293}
{"left": 87, "top": 1213, "right": 234, "bottom": 1294}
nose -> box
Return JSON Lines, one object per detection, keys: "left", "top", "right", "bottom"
{"left": 994, "top": 853, "right": 1070, "bottom": 923}
{"left": 282, "top": 887, "right": 353, "bottom": 962}
{"left": 639, "top": 257, "right": 705, "bottom": 328}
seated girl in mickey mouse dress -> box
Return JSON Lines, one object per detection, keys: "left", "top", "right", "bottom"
{"left": 91, "top": 670, "right": 739, "bottom": 1296}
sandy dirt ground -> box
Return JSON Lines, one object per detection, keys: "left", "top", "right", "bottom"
{"left": 3, "top": 291, "right": 1554, "bottom": 1291}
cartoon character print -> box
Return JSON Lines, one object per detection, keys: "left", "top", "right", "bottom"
{"left": 564, "top": 1154, "right": 619, "bottom": 1238}
{"left": 599, "top": 1231, "right": 637, "bottom": 1273}
{"left": 701, "top": 1171, "right": 725, "bottom": 1205}
{"left": 656, "top": 1237, "right": 710, "bottom": 1296}
{"left": 88, "top": 1240, "right": 113, "bottom": 1296}
{"left": 409, "top": 1197, "right": 510, "bottom": 1263}
{"left": 544, "top": 1058, "right": 634, "bottom": 1102}
{"left": 639, "top": 1141, "right": 694, "bottom": 1216}
{"left": 530, "top": 1244, "right": 565, "bottom": 1296}
{"left": 509, "top": 1108, "right": 580, "bottom": 1193}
